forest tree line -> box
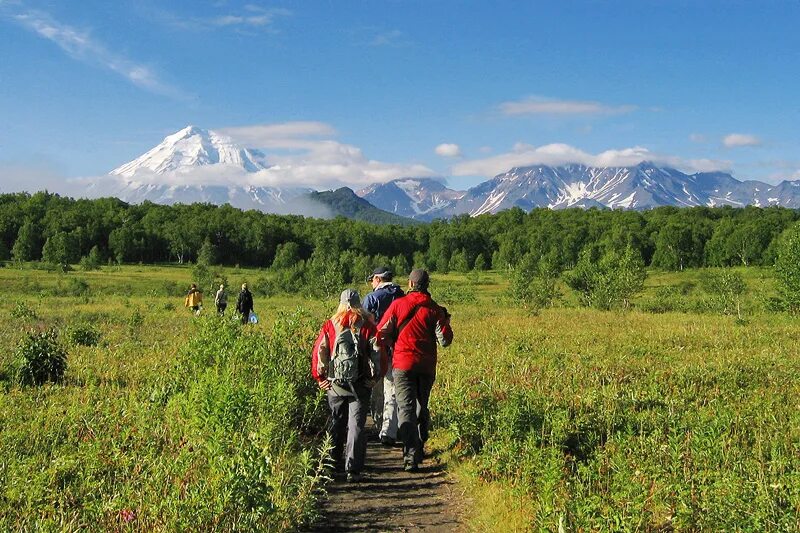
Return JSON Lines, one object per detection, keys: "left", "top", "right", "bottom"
{"left": 1, "top": 192, "right": 799, "bottom": 277}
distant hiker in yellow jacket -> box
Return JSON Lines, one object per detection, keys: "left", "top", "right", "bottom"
{"left": 185, "top": 283, "right": 203, "bottom": 315}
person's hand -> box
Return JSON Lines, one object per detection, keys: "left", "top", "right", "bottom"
{"left": 318, "top": 379, "right": 331, "bottom": 391}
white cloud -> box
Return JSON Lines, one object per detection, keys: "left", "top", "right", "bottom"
{"left": 689, "top": 133, "right": 707, "bottom": 143}
{"left": 435, "top": 143, "right": 462, "bottom": 158}
{"left": 499, "top": 96, "right": 636, "bottom": 116}
{"left": 723, "top": 133, "right": 762, "bottom": 148}
{"left": 219, "top": 122, "right": 337, "bottom": 150}
{"left": 221, "top": 121, "right": 435, "bottom": 188}
{"left": 153, "top": 5, "right": 290, "bottom": 33}
{"left": 210, "top": 6, "right": 290, "bottom": 29}
{"left": 8, "top": 9, "right": 189, "bottom": 100}
{"left": 452, "top": 142, "right": 730, "bottom": 177}
{"left": 0, "top": 162, "right": 82, "bottom": 196}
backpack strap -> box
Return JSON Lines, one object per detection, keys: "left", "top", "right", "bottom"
{"left": 394, "top": 304, "right": 422, "bottom": 341}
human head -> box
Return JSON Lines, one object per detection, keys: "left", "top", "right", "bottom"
{"left": 408, "top": 269, "right": 429, "bottom": 292}
{"left": 241, "top": 283, "right": 247, "bottom": 291}
{"left": 340, "top": 288, "right": 361, "bottom": 309}
{"left": 368, "top": 266, "right": 392, "bottom": 288}
{"left": 191, "top": 283, "right": 197, "bottom": 289}
{"left": 334, "top": 288, "right": 366, "bottom": 322}
{"left": 219, "top": 284, "right": 224, "bottom": 290}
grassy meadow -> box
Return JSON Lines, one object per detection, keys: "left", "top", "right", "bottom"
{"left": 0, "top": 264, "right": 798, "bottom": 531}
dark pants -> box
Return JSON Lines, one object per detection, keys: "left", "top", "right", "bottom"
{"left": 216, "top": 303, "right": 227, "bottom": 316}
{"left": 326, "top": 387, "right": 371, "bottom": 474}
{"left": 393, "top": 369, "right": 435, "bottom": 466}
{"left": 239, "top": 309, "right": 251, "bottom": 324}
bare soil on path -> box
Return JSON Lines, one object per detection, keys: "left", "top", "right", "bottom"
{"left": 307, "top": 423, "right": 465, "bottom": 532}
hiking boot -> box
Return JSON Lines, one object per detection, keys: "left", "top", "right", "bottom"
{"left": 403, "top": 461, "right": 419, "bottom": 473}
{"left": 346, "top": 472, "right": 363, "bottom": 483}
{"left": 380, "top": 435, "right": 395, "bottom": 446}
{"left": 413, "top": 447, "right": 425, "bottom": 465}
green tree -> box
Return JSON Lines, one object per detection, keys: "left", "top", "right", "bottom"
{"left": 79, "top": 245, "right": 102, "bottom": 271}
{"left": 197, "top": 238, "right": 218, "bottom": 266}
{"left": 11, "top": 221, "right": 39, "bottom": 262}
{"left": 775, "top": 223, "right": 800, "bottom": 313}
{"left": 42, "top": 231, "right": 80, "bottom": 266}
{"left": 473, "top": 253, "right": 488, "bottom": 271}
{"left": 271, "top": 241, "right": 301, "bottom": 270}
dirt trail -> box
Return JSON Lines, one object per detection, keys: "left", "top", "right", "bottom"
{"left": 308, "top": 421, "right": 465, "bottom": 532}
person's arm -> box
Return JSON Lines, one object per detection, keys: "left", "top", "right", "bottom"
{"left": 435, "top": 306, "right": 453, "bottom": 347}
{"left": 362, "top": 293, "right": 379, "bottom": 324}
{"left": 312, "top": 322, "right": 332, "bottom": 390}
{"left": 363, "top": 323, "right": 387, "bottom": 380}
{"left": 376, "top": 302, "right": 398, "bottom": 348}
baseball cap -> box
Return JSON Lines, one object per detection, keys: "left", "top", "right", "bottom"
{"left": 366, "top": 266, "right": 392, "bottom": 282}
{"left": 340, "top": 288, "right": 361, "bottom": 308}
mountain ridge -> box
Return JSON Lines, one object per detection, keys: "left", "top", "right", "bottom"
{"left": 90, "top": 125, "right": 800, "bottom": 220}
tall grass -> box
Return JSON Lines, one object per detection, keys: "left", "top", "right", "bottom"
{"left": 0, "top": 264, "right": 798, "bottom": 530}
{"left": 0, "top": 264, "right": 329, "bottom": 531}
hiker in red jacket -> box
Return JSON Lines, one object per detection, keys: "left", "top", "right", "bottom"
{"left": 311, "top": 289, "right": 387, "bottom": 482}
{"left": 377, "top": 269, "right": 453, "bottom": 472}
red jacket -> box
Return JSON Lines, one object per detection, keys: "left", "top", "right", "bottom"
{"left": 311, "top": 316, "right": 386, "bottom": 384}
{"left": 377, "top": 290, "right": 453, "bottom": 376}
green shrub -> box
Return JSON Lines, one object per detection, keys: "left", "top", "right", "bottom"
{"left": 701, "top": 270, "right": 747, "bottom": 318}
{"left": 434, "top": 283, "right": 478, "bottom": 305}
{"left": 66, "top": 323, "right": 101, "bottom": 346}
{"left": 10, "top": 301, "right": 38, "bottom": 320}
{"left": 14, "top": 329, "right": 68, "bottom": 386}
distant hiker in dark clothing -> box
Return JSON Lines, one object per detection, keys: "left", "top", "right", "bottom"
{"left": 184, "top": 283, "right": 203, "bottom": 315}
{"left": 377, "top": 269, "right": 453, "bottom": 472}
{"left": 214, "top": 284, "right": 228, "bottom": 316}
{"left": 312, "top": 289, "right": 387, "bottom": 482}
{"left": 236, "top": 283, "right": 254, "bottom": 324}
{"left": 363, "top": 266, "right": 405, "bottom": 445}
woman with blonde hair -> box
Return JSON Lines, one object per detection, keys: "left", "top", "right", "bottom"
{"left": 311, "top": 289, "right": 386, "bottom": 482}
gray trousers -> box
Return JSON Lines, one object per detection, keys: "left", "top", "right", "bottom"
{"left": 326, "top": 387, "right": 370, "bottom": 474}
{"left": 393, "top": 369, "right": 435, "bottom": 465}
{"left": 379, "top": 364, "right": 398, "bottom": 440}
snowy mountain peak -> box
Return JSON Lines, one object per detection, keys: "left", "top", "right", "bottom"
{"left": 110, "top": 125, "right": 267, "bottom": 178}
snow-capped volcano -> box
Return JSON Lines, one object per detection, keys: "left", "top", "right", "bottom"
{"left": 110, "top": 125, "right": 267, "bottom": 177}
{"left": 89, "top": 126, "right": 311, "bottom": 212}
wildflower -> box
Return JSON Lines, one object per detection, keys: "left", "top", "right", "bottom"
{"left": 120, "top": 509, "right": 136, "bottom": 523}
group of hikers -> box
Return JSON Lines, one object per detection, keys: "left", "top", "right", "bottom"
{"left": 312, "top": 267, "right": 453, "bottom": 482}
{"left": 184, "top": 282, "right": 254, "bottom": 324}
{"left": 186, "top": 266, "right": 453, "bottom": 482}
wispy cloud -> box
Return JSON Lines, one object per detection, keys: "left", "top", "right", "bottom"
{"left": 499, "top": 96, "right": 637, "bottom": 116}
{"left": 723, "top": 133, "right": 762, "bottom": 148}
{"left": 452, "top": 142, "right": 729, "bottom": 177}
{"left": 435, "top": 143, "right": 462, "bottom": 158}
{"left": 7, "top": 8, "right": 189, "bottom": 100}
{"left": 369, "top": 29, "right": 408, "bottom": 47}
{"left": 219, "top": 122, "right": 337, "bottom": 150}
{"left": 152, "top": 4, "right": 290, "bottom": 33}
{"left": 689, "top": 133, "right": 707, "bottom": 143}
{"left": 210, "top": 5, "right": 290, "bottom": 30}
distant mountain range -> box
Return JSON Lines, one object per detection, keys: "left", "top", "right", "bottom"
{"left": 86, "top": 125, "right": 800, "bottom": 222}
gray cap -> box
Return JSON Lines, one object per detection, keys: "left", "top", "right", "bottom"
{"left": 340, "top": 288, "right": 361, "bottom": 308}
{"left": 408, "top": 269, "right": 429, "bottom": 290}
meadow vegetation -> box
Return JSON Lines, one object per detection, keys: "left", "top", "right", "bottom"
{"left": 0, "top": 224, "right": 799, "bottom": 530}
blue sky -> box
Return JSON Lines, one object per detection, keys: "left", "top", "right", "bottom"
{"left": 1, "top": 0, "right": 799, "bottom": 192}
